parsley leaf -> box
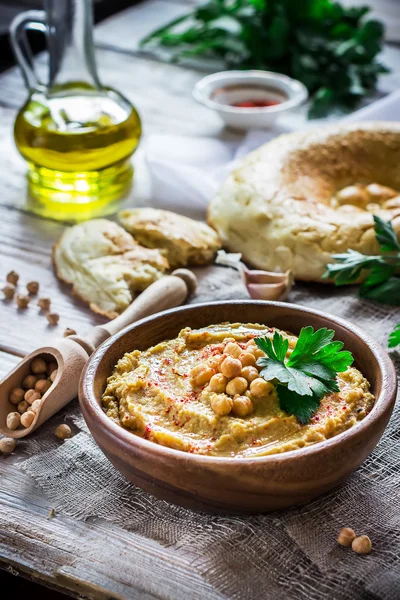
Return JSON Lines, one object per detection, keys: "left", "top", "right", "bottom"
{"left": 373, "top": 215, "right": 400, "bottom": 253}
{"left": 388, "top": 324, "right": 400, "bottom": 349}
{"left": 255, "top": 327, "right": 353, "bottom": 423}
{"left": 324, "top": 218, "right": 400, "bottom": 306}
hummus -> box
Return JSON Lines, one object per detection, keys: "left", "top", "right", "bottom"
{"left": 102, "top": 323, "right": 374, "bottom": 457}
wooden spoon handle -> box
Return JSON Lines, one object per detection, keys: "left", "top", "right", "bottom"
{"left": 84, "top": 269, "right": 197, "bottom": 350}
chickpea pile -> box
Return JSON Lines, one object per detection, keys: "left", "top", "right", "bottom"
{"left": 6, "top": 356, "right": 58, "bottom": 431}
{"left": 190, "top": 338, "right": 274, "bottom": 418}
{"left": 334, "top": 183, "right": 400, "bottom": 213}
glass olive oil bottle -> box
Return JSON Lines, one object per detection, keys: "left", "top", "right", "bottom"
{"left": 11, "top": 0, "right": 141, "bottom": 221}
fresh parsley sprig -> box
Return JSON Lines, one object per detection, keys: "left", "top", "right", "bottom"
{"left": 323, "top": 216, "right": 400, "bottom": 305}
{"left": 255, "top": 327, "right": 353, "bottom": 424}
{"left": 140, "top": 0, "right": 387, "bottom": 117}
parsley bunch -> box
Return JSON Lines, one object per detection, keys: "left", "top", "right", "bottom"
{"left": 255, "top": 327, "right": 353, "bottom": 423}
{"left": 140, "top": 0, "right": 387, "bottom": 117}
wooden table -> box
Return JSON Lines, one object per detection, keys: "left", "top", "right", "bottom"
{"left": 1, "top": 1, "right": 399, "bottom": 598}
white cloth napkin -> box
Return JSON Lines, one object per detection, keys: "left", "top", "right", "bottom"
{"left": 144, "top": 90, "right": 400, "bottom": 219}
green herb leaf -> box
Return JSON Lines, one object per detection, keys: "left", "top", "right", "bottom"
{"left": 373, "top": 215, "right": 400, "bottom": 253}
{"left": 255, "top": 327, "right": 353, "bottom": 422}
{"left": 388, "top": 324, "right": 400, "bottom": 349}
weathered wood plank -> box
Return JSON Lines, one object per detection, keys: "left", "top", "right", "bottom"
{"left": 0, "top": 351, "right": 20, "bottom": 377}
{"left": 0, "top": 463, "right": 223, "bottom": 600}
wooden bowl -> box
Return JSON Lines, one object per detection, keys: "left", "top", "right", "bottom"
{"left": 79, "top": 301, "right": 397, "bottom": 513}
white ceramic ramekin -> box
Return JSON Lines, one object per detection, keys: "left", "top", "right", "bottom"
{"left": 193, "top": 70, "right": 308, "bottom": 130}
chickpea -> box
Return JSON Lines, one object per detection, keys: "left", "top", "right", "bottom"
{"left": 337, "top": 528, "right": 356, "bottom": 547}
{"left": 336, "top": 185, "right": 368, "bottom": 208}
{"left": 26, "top": 281, "right": 39, "bottom": 295}
{"left": 383, "top": 197, "right": 400, "bottom": 210}
{"left": 250, "top": 378, "right": 274, "bottom": 398}
{"left": 55, "top": 424, "right": 72, "bottom": 440}
{"left": 21, "top": 411, "right": 35, "bottom": 428}
{"left": 6, "top": 412, "right": 21, "bottom": 430}
{"left": 16, "top": 294, "right": 30, "bottom": 309}
{"left": 0, "top": 437, "right": 16, "bottom": 455}
{"left": 246, "top": 344, "right": 265, "bottom": 360}
{"left": 24, "top": 389, "right": 41, "bottom": 404}
{"left": 207, "top": 356, "right": 221, "bottom": 372}
{"left": 38, "top": 297, "right": 51, "bottom": 311}
{"left": 6, "top": 270, "right": 19, "bottom": 285}
{"left": 47, "top": 312, "right": 60, "bottom": 326}
{"left": 9, "top": 388, "right": 25, "bottom": 405}
{"left": 232, "top": 396, "right": 254, "bottom": 418}
{"left": 220, "top": 356, "right": 242, "bottom": 379}
{"left": 366, "top": 203, "right": 380, "bottom": 213}
{"left": 2, "top": 283, "right": 16, "bottom": 299}
{"left": 224, "top": 342, "right": 242, "bottom": 358}
{"left": 238, "top": 352, "right": 256, "bottom": 367}
{"left": 366, "top": 183, "right": 397, "bottom": 202}
{"left": 30, "top": 398, "right": 42, "bottom": 413}
{"left": 22, "top": 374, "right": 37, "bottom": 390}
{"left": 208, "top": 373, "right": 228, "bottom": 393}
{"left": 31, "top": 357, "right": 47, "bottom": 374}
{"left": 210, "top": 394, "right": 233, "bottom": 416}
{"left": 49, "top": 369, "right": 58, "bottom": 383}
{"left": 47, "top": 361, "right": 58, "bottom": 376}
{"left": 226, "top": 377, "right": 248, "bottom": 396}
{"left": 17, "top": 400, "right": 30, "bottom": 414}
{"left": 190, "top": 364, "right": 215, "bottom": 387}
{"left": 35, "top": 379, "right": 52, "bottom": 395}
{"left": 352, "top": 535, "right": 372, "bottom": 555}
{"left": 241, "top": 366, "right": 259, "bottom": 383}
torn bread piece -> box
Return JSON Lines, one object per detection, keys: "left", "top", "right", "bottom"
{"left": 54, "top": 219, "right": 169, "bottom": 318}
{"left": 118, "top": 208, "right": 221, "bottom": 268}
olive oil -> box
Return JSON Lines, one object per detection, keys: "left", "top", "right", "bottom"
{"left": 14, "top": 83, "right": 141, "bottom": 221}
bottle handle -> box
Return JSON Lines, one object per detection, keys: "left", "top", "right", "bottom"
{"left": 10, "top": 10, "right": 47, "bottom": 91}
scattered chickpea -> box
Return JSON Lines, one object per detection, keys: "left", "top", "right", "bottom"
{"left": 224, "top": 342, "right": 242, "bottom": 358}
{"left": 49, "top": 369, "right": 58, "bottom": 383}
{"left": 220, "top": 356, "right": 242, "bottom": 379}
{"left": 47, "top": 312, "right": 60, "bottom": 326}
{"left": 211, "top": 394, "right": 233, "bottom": 416}
{"left": 55, "top": 424, "right": 72, "bottom": 440}
{"left": 241, "top": 366, "right": 259, "bottom": 383}
{"left": 38, "top": 297, "right": 51, "bottom": 311}
{"left": 20, "top": 411, "right": 35, "bottom": 428}
{"left": 16, "top": 294, "right": 30, "bottom": 309}
{"left": 30, "top": 398, "right": 42, "bottom": 413}
{"left": 35, "top": 379, "right": 52, "bottom": 395}
{"left": 2, "top": 283, "right": 16, "bottom": 299}
{"left": 22, "top": 374, "right": 37, "bottom": 389}
{"left": 64, "top": 327, "right": 77, "bottom": 337}
{"left": 207, "top": 356, "right": 220, "bottom": 371}
{"left": 47, "top": 361, "right": 58, "bottom": 376}
{"left": 190, "top": 364, "right": 215, "bottom": 387}
{"left": 352, "top": 535, "right": 372, "bottom": 555}
{"left": 6, "top": 270, "right": 19, "bottom": 285}
{"left": 24, "top": 389, "right": 41, "bottom": 404}
{"left": 6, "top": 412, "right": 21, "bottom": 430}
{"left": 226, "top": 376, "right": 248, "bottom": 396}
{"left": 9, "top": 388, "right": 25, "bottom": 405}
{"left": 238, "top": 352, "right": 256, "bottom": 367}
{"left": 31, "top": 357, "right": 47, "bottom": 374}
{"left": 17, "top": 400, "right": 30, "bottom": 414}
{"left": 0, "top": 437, "right": 16, "bottom": 455}
{"left": 208, "top": 373, "right": 228, "bottom": 393}
{"left": 26, "top": 281, "right": 39, "bottom": 295}
{"left": 232, "top": 396, "right": 254, "bottom": 418}
{"left": 250, "top": 378, "right": 274, "bottom": 398}
{"left": 337, "top": 527, "right": 356, "bottom": 547}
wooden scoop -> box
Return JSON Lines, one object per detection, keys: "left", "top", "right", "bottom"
{"left": 0, "top": 269, "right": 197, "bottom": 439}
